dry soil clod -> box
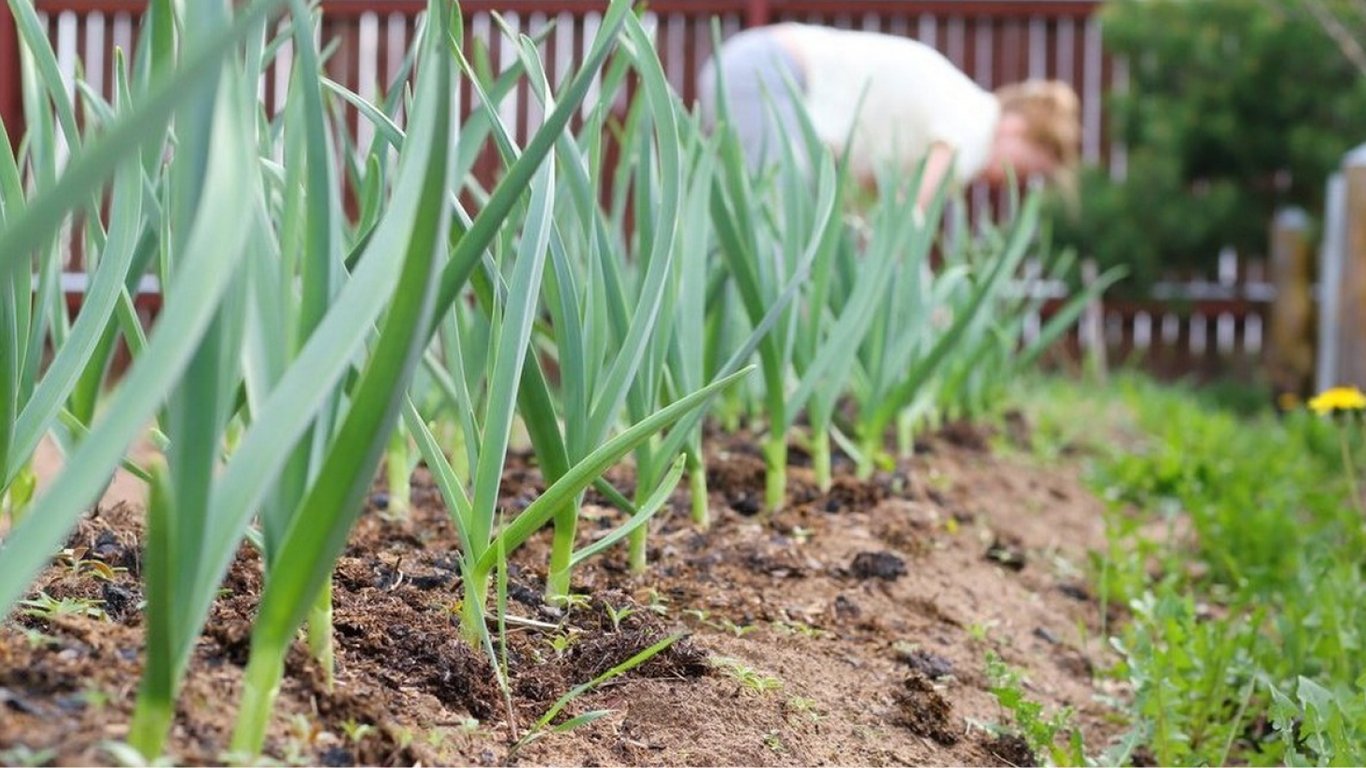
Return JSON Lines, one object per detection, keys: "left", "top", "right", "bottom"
{"left": 893, "top": 671, "right": 960, "bottom": 746}
{"left": 850, "top": 551, "right": 908, "bottom": 581}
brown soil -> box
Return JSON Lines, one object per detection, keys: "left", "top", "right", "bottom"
{"left": 1, "top": 420, "right": 1125, "bottom": 766}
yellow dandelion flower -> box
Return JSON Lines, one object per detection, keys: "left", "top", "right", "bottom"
{"left": 1308, "top": 386, "right": 1366, "bottom": 416}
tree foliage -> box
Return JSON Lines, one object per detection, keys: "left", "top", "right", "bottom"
{"left": 1051, "top": 0, "right": 1366, "bottom": 289}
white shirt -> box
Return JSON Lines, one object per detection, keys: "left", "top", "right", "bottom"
{"left": 779, "top": 23, "right": 1001, "bottom": 186}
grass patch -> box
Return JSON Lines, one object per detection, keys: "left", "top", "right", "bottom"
{"left": 1020, "top": 374, "right": 1366, "bottom": 765}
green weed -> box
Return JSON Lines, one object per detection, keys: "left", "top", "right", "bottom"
{"left": 338, "top": 718, "right": 377, "bottom": 745}
{"left": 711, "top": 656, "right": 784, "bottom": 694}
{"left": 603, "top": 603, "right": 636, "bottom": 632}
{"left": 1022, "top": 375, "right": 1366, "bottom": 765}
{"left": 18, "top": 592, "right": 107, "bottom": 622}
{"left": 0, "top": 746, "right": 57, "bottom": 767}
{"left": 985, "top": 652, "right": 1085, "bottom": 766}
{"left": 773, "top": 620, "right": 829, "bottom": 640}
{"left": 784, "top": 696, "right": 824, "bottom": 722}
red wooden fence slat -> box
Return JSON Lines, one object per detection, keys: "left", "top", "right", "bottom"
{"left": 0, "top": 3, "right": 17, "bottom": 149}
{"left": 23, "top": 0, "right": 1105, "bottom": 21}
{"left": 744, "top": 0, "right": 768, "bottom": 28}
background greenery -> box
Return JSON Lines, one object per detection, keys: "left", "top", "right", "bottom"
{"left": 1051, "top": 0, "right": 1366, "bottom": 291}
{"left": 1017, "top": 374, "right": 1366, "bottom": 765}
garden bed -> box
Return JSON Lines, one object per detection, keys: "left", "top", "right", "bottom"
{"left": 1, "top": 420, "right": 1121, "bottom": 766}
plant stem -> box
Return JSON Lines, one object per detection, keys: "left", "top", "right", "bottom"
{"left": 545, "top": 506, "right": 577, "bottom": 598}
{"left": 2, "top": 465, "right": 36, "bottom": 524}
{"left": 720, "top": 389, "right": 742, "bottom": 433}
{"left": 856, "top": 432, "right": 878, "bottom": 480}
{"left": 896, "top": 409, "right": 915, "bottom": 459}
{"left": 811, "top": 422, "right": 832, "bottom": 492}
{"left": 763, "top": 434, "right": 786, "bottom": 512}
{"left": 230, "top": 642, "right": 288, "bottom": 759}
{"left": 628, "top": 452, "right": 655, "bottom": 573}
{"left": 687, "top": 449, "right": 709, "bottom": 529}
{"left": 628, "top": 525, "right": 648, "bottom": 573}
{"left": 127, "top": 689, "right": 174, "bottom": 762}
{"left": 386, "top": 428, "right": 410, "bottom": 518}
{"left": 129, "top": 459, "right": 174, "bottom": 762}
{"left": 460, "top": 568, "right": 490, "bottom": 644}
{"left": 306, "top": 580, "right": 334, "bottom": 690}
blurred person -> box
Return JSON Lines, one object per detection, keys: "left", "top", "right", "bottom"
{"left": 697, "top": 22, "right": 1080, "bottom": 208}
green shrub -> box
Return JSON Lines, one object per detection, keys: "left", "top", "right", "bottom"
{"left": 1050, "top": 0, "right": 1366, "bottom": 290}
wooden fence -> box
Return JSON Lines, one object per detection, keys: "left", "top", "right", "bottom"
{"left": 2, "top": 0, "right": 1116, "bottom": 272}
{"left": 1029, "top": 250, "right": 1275, "bottom": 381}
{"left": 0, "top": 1, "right": 1114, "bottom": 162}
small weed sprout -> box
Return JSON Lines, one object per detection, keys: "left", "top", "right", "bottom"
{"left": 785, "top": 696, "right": 824, "bottom": 722}
{"left": 967, "top": 619, "right": 998, "bottom": 643}
{"left": 80, "top": 685, "right": 112, "bottom": 711}
{"left": 339, "top": 719, "right": 377, "bottom": 744}
{"left": 683, "top": 609, "right": 755, "bottom": 636}
{"left": 604, "top": 603, "right": 636, "bottom": 632}
{"left": 549, "top": 593, "right": 592, "bottom": 613}
{"left": 391, "top": 726, "right": 416, "bottom": 750}
{"left": 0, "top": 747, "right": 58, "bottom": 768}
{"left": 643, "top": 588, "right": 671, "bottom": 615}
{"left": 274, "top": 714, "right": 323, "bottom": 766}
{"left": 512, "top": 634, "right": 682, "bottom": 757}
{"left": 17, "top": 626, "right": 60, "bottom": 648}
{"left": 774, "top": 620, "right": 828, "bottom": 639}
{"left": 19, "top": 592, "right": 107, "bottom": 622}
{"left": 546, "top": 632, "right": 578, "bottom": 656}
{"left": 711, "top": 656, "right": 784, "bottom": 694}
{"left": 985, "top": 652, "right": 1085, "bottom": 766}
{"left": 712, "top": 617, "right": 758, "bottom": 637}
{"left": 57, "top": 548, "right": 122, "bottom": 582}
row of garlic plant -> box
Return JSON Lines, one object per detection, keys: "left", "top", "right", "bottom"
{"left": 0, "top": 0, "right": 1114, "bottom": 761}
{"left": 0, "top": 0, "right": 740, "bottom": 759}
{"left": 699, "top": 74, "right": 1122, "bottom": 496}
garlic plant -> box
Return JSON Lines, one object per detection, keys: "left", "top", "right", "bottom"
{"left": 0, "top": 0, "right": 1109, "bottom": 761}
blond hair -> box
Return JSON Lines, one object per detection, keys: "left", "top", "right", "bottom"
{"left": 994, "top": 79, "right": 1081, "bottom": 189}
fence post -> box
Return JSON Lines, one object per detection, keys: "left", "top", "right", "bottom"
{"left": 1339, "top": 145, "right": 1366, "bottom": 389}
{"left": 1080, "top": 258, "right": 1108, "bottom": 381}
{"left": 0, "top": 2, "right": 21, "bottom": 151}
{"left": 1266, "top": 207, "right": 1313, "bottom": 397}
{"left": 1318, "top": 174, "right": 1346, "bottom": 392}
{"left": 744, "top": 0, "right": 771, "bottom": 28}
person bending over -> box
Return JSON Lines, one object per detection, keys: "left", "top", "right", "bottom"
{"left": 698, "top": 23, "right": 1080, "bottom": 207}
